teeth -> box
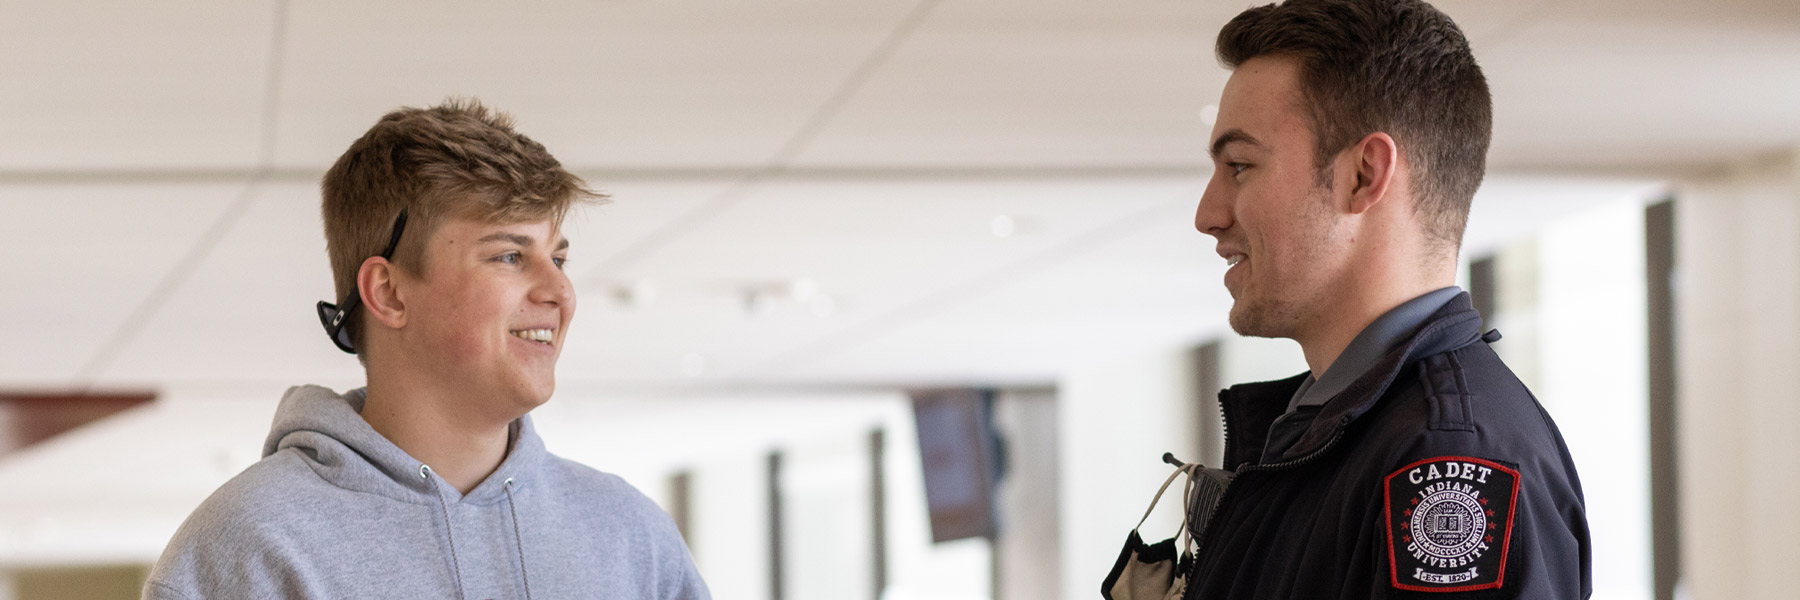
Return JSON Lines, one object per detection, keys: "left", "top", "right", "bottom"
{"left": 1226, "top": 255, "right": 1244, "bottom": 267}
{"left": 510, "top": 329, "right": 554, "bottom": 344}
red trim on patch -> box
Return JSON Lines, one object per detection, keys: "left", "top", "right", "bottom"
{"left": 1383, "top": 456, "right": 1521, "bottom": 593}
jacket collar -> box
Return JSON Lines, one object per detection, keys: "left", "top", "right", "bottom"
{"left": 1219, "top": 292, "right": 1486, "bottom": 469}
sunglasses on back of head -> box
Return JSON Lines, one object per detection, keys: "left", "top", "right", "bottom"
{"left": 316, "top": 210, "right": 409, "bottom": 354}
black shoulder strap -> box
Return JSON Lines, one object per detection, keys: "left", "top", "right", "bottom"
{"left": 1418, "top": 353, "right": 1477, "bottom": 432}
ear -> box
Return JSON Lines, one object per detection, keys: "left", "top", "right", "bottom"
{"left": 1345, "top": 132, "right": 1399, "bottom": 215}
{"left": 358, "top": 257, "right": 407, "bottom": 331}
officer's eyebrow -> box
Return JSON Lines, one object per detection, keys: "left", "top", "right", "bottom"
{"left": 1210, "top": 129, "right": 1268, "bottom": 160}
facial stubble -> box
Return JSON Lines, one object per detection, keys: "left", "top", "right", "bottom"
{"left": 1225, "top": 182, "right": 1344, "bottom": 340}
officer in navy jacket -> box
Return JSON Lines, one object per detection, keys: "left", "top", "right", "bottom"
{"left": 1182, "top": 0, "right": 1592, "bottom": 597}
{"left": 1185, "top": 292, "right": 1591, "bottom": 598}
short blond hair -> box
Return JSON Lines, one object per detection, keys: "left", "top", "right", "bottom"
{"left": 321, "top": 98, "right": 601, "bottom": 354}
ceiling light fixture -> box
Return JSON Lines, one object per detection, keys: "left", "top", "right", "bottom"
{"left": 612, "top": 280, "right": 659, "bottom": 309}
{"left": 789, "top": 277, "right": 820, "bottom": 302}
{"left": 990, "top": 215, "right": 1016, "bottom": 238}
{"left": 744, "top": 289, "right": 778, "bottom": 318}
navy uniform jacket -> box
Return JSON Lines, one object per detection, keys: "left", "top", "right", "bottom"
{"left": 1184, "top": 293, "right": 1591, "bottom": 599}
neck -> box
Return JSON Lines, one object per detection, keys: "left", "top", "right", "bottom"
{"left": 362, "top": 360, "right": 514, "bottom": 496}
{"left": 1295, "top": 249, "right": 1455, "bottom": 378}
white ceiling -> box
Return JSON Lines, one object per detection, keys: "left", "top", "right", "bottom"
{"left": 0, "top": 0, "right": 1791, "bottom": 392}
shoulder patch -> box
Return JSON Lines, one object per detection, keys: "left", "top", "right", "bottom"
{"left": 1383, "top": 456, "right": 1519, "bottom": 592}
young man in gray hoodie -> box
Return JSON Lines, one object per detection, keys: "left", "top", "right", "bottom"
{"left": 145, "top": 100, "right": 711, "bottom": 600}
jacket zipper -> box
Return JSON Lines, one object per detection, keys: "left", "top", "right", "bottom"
{"left": 1183, "top": 389, "right": 1348, "bottom": 600}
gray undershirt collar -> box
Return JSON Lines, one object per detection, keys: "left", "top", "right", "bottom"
{"left": 1286, "top": 285, "right": 1464, "bottom": 413}
{"left": 1259, "top": 286, "right": 1462, "bottom": 464}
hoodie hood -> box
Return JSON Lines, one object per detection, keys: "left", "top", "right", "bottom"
{"left": 262, "top": 384, "right": 546, "bottom": 505}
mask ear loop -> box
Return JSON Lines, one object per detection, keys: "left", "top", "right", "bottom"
{"left": 1133, "top": 457, "right": 1201, "bottom": 538}
{"left": 1175, "top": 464, "right": 1200, "bottom": 554}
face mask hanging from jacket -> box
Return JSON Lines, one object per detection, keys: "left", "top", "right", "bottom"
{"left": 1101, "top": 453, "right": 1234, "bottom": 600}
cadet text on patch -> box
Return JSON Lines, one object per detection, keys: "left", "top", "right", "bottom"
{"left": 1383, "top": 456, "right": 1519, "bottom": 592}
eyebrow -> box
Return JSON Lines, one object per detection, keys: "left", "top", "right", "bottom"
{"left": 1210, "top": 128, "right": 1269, "bottom": 160}
{"left": 475, "top": 232, "right": 572, "bottom": 252}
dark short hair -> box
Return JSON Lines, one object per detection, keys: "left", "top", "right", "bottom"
{"left": 1217, "top": 0, "right": 1491, "bottom": 249}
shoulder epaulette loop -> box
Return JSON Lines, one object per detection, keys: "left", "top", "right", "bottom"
{"left": 1420, "top": 353, "right": 1477, "bottom": 432}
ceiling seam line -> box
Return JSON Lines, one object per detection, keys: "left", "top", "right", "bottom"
{"left": 735, "top": 190, "right": 1201, "bottom": 380}
{"left": 258, "top": 0, "right": 291, "bottom": 168}
{"left": 71, "top": 0, "right": 291, "bottom": 389}
{"left": 577, "top": 0, "right": 943, "bottom": 284}
{"left": 70, "top": 178, "right": 267, "bottom": 388}
{"left": 760, "top": 0, "right": 944, "bottom": 169}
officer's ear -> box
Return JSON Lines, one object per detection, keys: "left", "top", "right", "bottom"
{"left": 1343, "top": 131, "right": 1398, "bottom": 216}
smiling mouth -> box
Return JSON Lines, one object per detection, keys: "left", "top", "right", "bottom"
{"left": 510, "top": 328, "right": 555, "bottom": 345}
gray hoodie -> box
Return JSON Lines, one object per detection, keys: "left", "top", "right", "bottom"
{"left": 145, "top": 385, "right": 710, "bottom": 600}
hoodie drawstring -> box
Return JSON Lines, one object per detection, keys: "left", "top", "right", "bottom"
{"left": 420, "top": 465, "right": 533, "bottom": 600}
{"left": 503, "top": 477, "right": 534, "bottom": 600}
{"left": 421, "top": 465, "right": 469, "bottom": 600}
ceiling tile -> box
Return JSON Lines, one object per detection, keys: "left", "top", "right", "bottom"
{"left": 793, "top": 0, "right": 1225, "bottom": 168}
{"left": 780, "top": 195, "right": 1225, "bottom": 385}
{"left": 272, "top": 0, "right": 921, "bottom": 170}
{"left": 0, "top": 1, "right": 274, "bottom": 169}
{"left": 0, "top": 182, "right": 245, "bottom": 385}
{"left": 94, "top": 183, "right": 358, "bottom": 385}
{"left": 95, "top": 177, "right": 742, "bottom": 386}
{"left": 553, "top": 175, "right": 1202, "bottom": 383}
{"left": 1482, "top": 14, "right": 1800, "bottom": 170}
{"left": 563, "top": 177, "right": 745, "bottom": 283}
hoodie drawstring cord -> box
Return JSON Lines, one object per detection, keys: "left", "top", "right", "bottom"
{"left": 503, "top": 477, "right": 534, "bottom": 600}
{"left": 421, "top": 465, "right": 469, "bottom": 600}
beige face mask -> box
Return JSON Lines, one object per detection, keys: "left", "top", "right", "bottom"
{"left": 1101, "top": 457, "right": 1233, "bottom": 600}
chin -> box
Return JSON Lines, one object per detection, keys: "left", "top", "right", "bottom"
{"left": 1227, "top": 296, "right": 1289, "bottom": 339}
{"left": 523, "top": 382, "right": 556, "bottom": 408}
{"left": 1227, "top": 304, "right": 1262, "bottom": 337}
{"left": 505, "top": 375, "right": 557, "bottom": 411}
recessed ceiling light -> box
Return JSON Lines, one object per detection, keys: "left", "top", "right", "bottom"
{"left": 789, "top": 277, "right": 820, "bottom": 302}
{"left": 990, "top": 215, "right": 1017, "bottom": 238}
{"left": 744, "top": 289, "right": 777, "bottom": 318}
{"left": 613, "top": 280, "right": 658, "bottom": 309}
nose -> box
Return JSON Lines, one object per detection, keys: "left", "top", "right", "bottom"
{"left": 1194, "top": 170, "right": 1234, "bottom": 237}
{"left": 530, "top": 257, "right": 576, "bottom": 311}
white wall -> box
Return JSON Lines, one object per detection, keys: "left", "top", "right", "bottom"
{"left": 690, "top": 452, "right": 772, "bottom": 600}
{"left": 1057, "top": 343, "right": 1199, "bottom": 600}
{"left": 1217, "top": 335, "right": 1308, "bottom": 392}
{"left": 1534, "top": 200, "right": 1653, "bottom": 600}
{"left": 992, "top": 389, "right": 1060, "bottom": 600}
{"left": 1675, "top": 149, "right": 1800, "bottom": 600}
